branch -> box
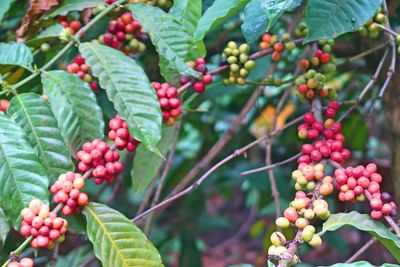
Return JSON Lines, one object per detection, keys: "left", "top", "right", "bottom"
{"left": 241, "top": 152, "right": 301, "bottom": 176}
{"left": 144, "top": 121, "right": 181, "bottom": 233}
{"left": 132, "top": 114, "right": 304, "bottom": 222}
{"left": 171, "top": 87, "right": 262, "bottom": 195}
{"left": 177, "top": 38, "right": 304, "bottom": 95}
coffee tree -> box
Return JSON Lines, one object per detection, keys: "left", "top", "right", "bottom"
{"left": 0, "top": 0, "right": 399, "bottom": 266}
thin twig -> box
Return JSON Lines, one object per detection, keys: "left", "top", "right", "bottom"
{"left": 144, "top": 121, "right": 181, "bottom": 233}
{"left": 132, "top": 114, "right": 304, "bottom": 222}
{"left": 211, "top": 205, "right": 257, "bottom": 250}
{"left": 337, "top": 42, "right": 387, "bottom": 68}
{"left": 171, "top": 88, "right": 262, "bottom": 195}
{"left": 346, "top": 238, "right": 377, "bottom": 263}
{"left": 241, "top": 152, "right": 301, "bottom": 176}
{"left": 358, "top": 49, "right": 389, "bottom": 101}
{"left": 136, "top": 177, "right": 157, "bottom": 216}
{"left": 267, "top": 86, "right": 292, "bottom": 218}
{"left": 107, "top": 153, "right": 134, "bottom": 204}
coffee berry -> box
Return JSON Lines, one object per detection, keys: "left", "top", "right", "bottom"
{"left": 6, "top": 258, "right": 34, "bottom": 267}
{"left": 76, "top": 139, "right": 123, "bottom": 184}
{"left": 108, "top": 115, "right": 140, "bottom": 151}
{"left": 51, "top": 172, "right": 89, "bottom": 215}
{"left": 151, "top": 82, "right": 182, "bottom": 126}
{"left": 100, "top": 12, "right": 146, "bottom": 54}
{"left": 66, "top": 55, "right": 98, "bottom": 91}
{"left": 180, "top": 58, "right": 213, "bottom": 94}
{"left": 20, "top": 199, "right": 67, "bottom": 249}
{"left": 221, "top": 41, "right": 255, "bottom": 85}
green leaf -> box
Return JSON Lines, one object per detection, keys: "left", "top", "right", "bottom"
{"left": 305, "top": 0, "right": 383, "bottom": 43}
{"left": 79, "top": 43, "right": 162, "bottom": 153}
{"left": 0, "top": 112, "right": 49, "bottom": 228}
{"left": 0, "top": 42, "right": 33, "bottom": 71}
{"left": 128, "top": 4, "right": 200, "bottom": 79}
{"left": 41, "top": 70, "right": 105, "bottom": 154}
{"left": 0, "top": 207, "right": 10, "bottom": 245}
{"left": 193, "top": 0, "right": 251, "bottom": 41}
{"left": 46, "top": 0, "right": 104, "bottom": 18}
{"left": 319, "top": 211, "right": 400, "bottom": 261}
{"left": 0, "top": 0, "right": 16, "bottom": 23}
{"left": 8, "top": 93, "right": 74, "bottom": 182}
{"left": 26, "top": 24, "right": 64, "bottom": 47}
{"left": 83, "top": 202, "right": 164, "bottom": 267}
{"left": 169, "top": 0, "right": 202, "bottom": 35}
{"left": 131, "top": 125, "right": 176, "bottom": 192}
{"left": 320, "top": 261, "right": 399, "bottom": 267}
{"left": 169, "top": 0, "right": 206, "bottom": 59}
{"left": 241, "top": 0, "right": 301, "bottom": 43}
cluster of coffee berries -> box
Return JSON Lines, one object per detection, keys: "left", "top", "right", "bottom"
{"left": 267, "top": 232, "right": 299, "bottom": 265}
{"left": 100, "top": 12, "right": 146, "bottom": 54}
{"left": 66, "top": 55, "right": 98, "bottom": 91}
{"left": 291, "top": 163, "right": 325, "bottom": 192}
{"left": 294, "top": 22, "right": 308, "bottom": 37}
{"left": 294, "top": 69, "right": 336, "bottom": 100}
{"left": 59, "top": 16, "right": 81, "bottom": 35}
{"left": 259, "top": 33, "right": 295, "bottom": 61}
{"left": 20, "top": 200, "right": 67, "bottom": 249}
{"left": 272, "top": 192, "right": 328, "bottom": 249}
{"left": 7, "top": 258, "right": 34, "bottom": 267}
{"left": 50, "top": 172, "right": 88, "bottom": 215}
{"left": 298, "top": 106, "right": 351, "bottom": 164}
{"left": 152, "top": 82, "right": 182, "bottom": 126}
{"left": 358, "top": 8, "right": 386, "bottom": 39}
{"left": 334, "top": 164, "right": 397, "bottom": 219}
{"left": 104, "top": 0, "right": 117, "bottom": 3}
{"left": 0, "top": 99, "right": 9, "bottom": 111}
{"left": 221, "top": 41, "right": 255, "bottom": 85}
{"left": 108, "top": 114, "right": 140, "bottom": 150}
{"left": 180, "top": 58, "right": 213, "bottom": 94}
{"left": 77, "top": 139, "right": 123, "bottom": 184}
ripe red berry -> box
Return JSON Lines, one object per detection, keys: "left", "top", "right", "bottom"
{"left": 320, "top": 53, "right": 331, "bottom": 64}
{"left": 193, "top": 81, "right": 205, "bottom": 93}
{"left": 307, "top": 129, "right": 319, "bottom": 140}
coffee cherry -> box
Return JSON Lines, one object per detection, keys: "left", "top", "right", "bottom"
{"left": 284, "top": 207, "right": 298, "bottom": 223}
{"left": 7, "top": 258, "right": 34, "bottom": 267}
{"left": 19, "top": 200, "right": 67, "bottom": 248}
{"left": 301, "top": 225, "right": 315, "bottom": 242}
{"left": 152, "top": 82, "right": 182, "bottom": 125}
{"left": 51, "top": 172, "right": 89, "bottom": 215}
{"left": 275, "top": 217, "right": 290, "bottom": 228}
{"left": 308, "top": 234, "right": 322, "bottom": 248}
{"left": 77, "top": 139, "right": 123, "bottom": 184}
{"left": 66, "top": 55, "right": 99, "bottom": 91}
{"left": 270, "top": 231, "right": 286, "bottom": 246}
{"left": 108, "top": 115, "right": 140, "bottom": 150}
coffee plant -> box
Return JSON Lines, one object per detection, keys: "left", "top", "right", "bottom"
{"left": 0, "top": 0, "right": 400, "bottom": 266}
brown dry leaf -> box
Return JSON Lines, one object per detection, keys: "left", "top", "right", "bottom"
{"left": 16, "top": 0, "right": 59, "bottom": 40}
{"left": 250, "top": 103, "right": 296, "bottom": 139}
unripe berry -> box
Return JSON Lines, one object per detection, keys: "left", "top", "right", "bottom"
{"left": 308, "top": 234, "right": 322, "bottom": 247}
{"left": 270, "top": 231, "right": 286, "bottom": 246}
{"left": 275, "top": 217, "right": 290, "bottom": 228}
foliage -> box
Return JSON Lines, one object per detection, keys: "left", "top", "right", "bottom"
{"left": 0, "top": 0, "right": 398, "bottom": 266}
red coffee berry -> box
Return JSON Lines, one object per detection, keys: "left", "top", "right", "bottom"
{"left": 108, "top": 115, "right": 140, "bottom": 150}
